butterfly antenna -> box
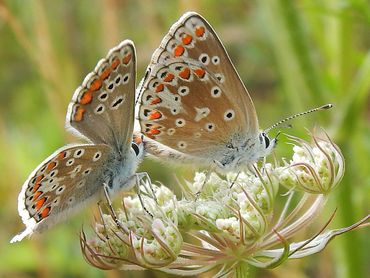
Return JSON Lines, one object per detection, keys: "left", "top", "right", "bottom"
{"left": 264, "top": 104, "right": 333, "bottom": 134}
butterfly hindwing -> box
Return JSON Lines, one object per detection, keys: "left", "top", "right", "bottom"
{"left": 139, "top": 12, "right": 259, "bottom": 158}
{"left": 12, "top": 144, "right": 111, "bottom": 242}
{"left": 67, "top": 40, "right": 136, "bottom": 152}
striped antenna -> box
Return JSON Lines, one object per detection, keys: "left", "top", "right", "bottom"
{"left": 264, "top": 104, "right": 333, "bottom": 134}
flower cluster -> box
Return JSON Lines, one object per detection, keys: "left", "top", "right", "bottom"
{"left": 277, "top": 134, "right": 344, "bottom": 194}
{"left": 80, "top": 133, "right": 368, "bottom": 276}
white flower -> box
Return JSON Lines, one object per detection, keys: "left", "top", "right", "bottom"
{"left": 278, "top": 133, "right": 344, "bottom": 194}
{"left": 81, "top": 132, "right": 368, "bottom": 277}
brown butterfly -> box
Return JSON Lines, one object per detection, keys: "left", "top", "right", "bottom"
{"left": 138, "top": 12, "right": 331, "bottom": 172}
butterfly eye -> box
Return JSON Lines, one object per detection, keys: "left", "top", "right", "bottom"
{"left": 131, "top": 143, "right": 140, "bottom": 156}
{"left": 261, "top": 133, "right": 270, "bottom": 149}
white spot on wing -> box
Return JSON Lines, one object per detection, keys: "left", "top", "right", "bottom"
{"left": 93, "top": 151, "right": 102, "bottom": 162}
{"left": 224, "top": 109, "right": 235, "bottom": 121}
{"left": 212, "top": 56, "right": 220, "bottom": 65}
{"left": 68, "top": 196, "right": 75, "bottom": 204}
{"left": 205, "top": 122, "right": 216, "bottom": 132}
{"left": 110, "top": 95, "right": 125, "bottom": 110}
{"left": 52, "top": 196, "right": 60, "bottom": 206}
{"left": 56, "top": 185, "right": 66, "bottom": 195}
{"left": 175, "top": 118, "right": 186, "bottom": 127}
{"left": 69, "top": 165, "right": 82, "bottom": 178}
{"left": 178, "top": 86, "right": 189, "bottom": 96}
{"left": 194, "top": 107, "right": 210, "bottom": 122}
{"left": 122, "top": 73, "right": 130, "bottom": 84}
{"left": 95, "top": 104, "right": 105, "bottom": 115}
{"left": 171, "top": 107, "right": 180, "bottom": 115}
{"left": 199, "top": 53, "right": 210, "bottom": 65}
{"left": 215, "top": 73, "right": 225, "bottom": 83}
{"left": 49, "top": 169, "right": 58, "bottom": 178}
{"left": 167, "top": 128, "right": 175, "bottom": 135}
{"left": 66, "top": 158, "right": 75, "bottom": 166}
{"left": 74, "top": 149, "right": 85, "bottom": 158}
{"left": 99, "top": 91, "right": 108, "bottom": 102}
{"left": 83, "top": 168, "right": 92, "bottom": 176}
{"left": 77, "top": 179, "right": 86, "bottom": 188}
{"left": 114, "top": 74, "right": 122, "bottom": 85}
{"left": 178, "top": 141, "right": 187, "bottom": 149}
{"left": 211, "top": 86, "right": 221, "bottom": 98}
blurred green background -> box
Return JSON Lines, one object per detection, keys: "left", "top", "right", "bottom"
{"left": 0, "top": 0, "right": 369, "bottom": 277}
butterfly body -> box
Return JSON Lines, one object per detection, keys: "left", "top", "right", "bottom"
{"left": 207, "top": 132, "right": 276, "bottom": 171}
{"left": 107, "top": 140, "right": 144, "bottom": 195}
{"left": 139, "top": 12, "right": 276, "bottom": 172}
{"left": 11, "top": 40, "right": 142, "bottom": 242}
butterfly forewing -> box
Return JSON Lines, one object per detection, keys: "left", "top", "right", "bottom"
{"left": 67, "top": 40, "right": 136, "bottom": 152}
{"left": 139, "top": 12, "right": 259, "bottom": 157}
{"left": 16, "top": 144, "right": 111, "bottom": 237}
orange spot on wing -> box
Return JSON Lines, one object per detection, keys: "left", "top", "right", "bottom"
{"left": 101, "top": 67, "right": 111, "bottom": 80}
{"left": 163, "top": 73, "right": 175, "bottom": 82}
{"left": 33, "top": 191, "right": 42, "bottom": 201}
{"left": 33, "top": 175, "right": 44, "bottom": 192}
{"left": 195, "top": 26, "right": 205, "bottom": 37}
{"left": 57, "top": 151, "right": 66, "bottom": 160}
{"left": 90, "top": 79, "right": 102, "bottom": 91}
{"left": 182, "top": 34, "right": 193, "bottom": 45}
{"left": 74, "top": 107, "right": 86, "bottom": 122}
{"left": 111, "top": 58, "right": 120, "bottom": 70}
{"left": 41, "top": 207, "right": 50, "bottom": 219}
{"left": 174, "top": 45, "right": 185, "bottom": 57}
{"left": 150, "top": 97, "right": 162, "bottom": 105}
{"left": 35, "top": 197, "right": 46, "bottom": 210}
{"left": 148, "top": 110, "right": 162, "bottom": 120}
{"left": 47, "top": 161, "right": 56, "bottom": 171}
{"left": 122, "top": 53, "right": 132, "bottom": 64}
{"left": 155, "top": 83, "right": 164, "bottom": 93}
{"left": 150, "top": 128, "right": 161, "bottom": 135}
{"left": 194, "top": 68, "right": 206, "bottom": 78}
{"left": 80, "top": 78, "right": 102, "bottom": 105}
{"left": 179, "top": 67, "right": 190, "bottom": 79}
{"left": 80, "top": 90, "right": 93, "bottom": 105}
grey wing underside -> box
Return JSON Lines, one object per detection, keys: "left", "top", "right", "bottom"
{"left": 67, "top": 40, "right": 136, "bottom": 154}
{"left": 11, "top": 144, "right": 111, "bottom": 242}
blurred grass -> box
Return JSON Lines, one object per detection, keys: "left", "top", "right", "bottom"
{"left": 0, "top": 0, "right": 369, "bottom": 277}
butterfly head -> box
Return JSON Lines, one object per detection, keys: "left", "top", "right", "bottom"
{"left": 108, "top": 132, "right": 144, "bottom": 195}
{"left": 258, "top": 131, "right": 278, "bottom": 159}
{"left": 131, "top": 132, "right": 145, "bottom": 159}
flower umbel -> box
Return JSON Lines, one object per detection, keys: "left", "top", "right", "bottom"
{"left": 81, "top": 133, "right": 369, "bottom": 276}
{"left": 278, "top": 133, "right": 345, "bottom": 194}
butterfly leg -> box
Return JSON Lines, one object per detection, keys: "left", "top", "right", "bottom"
{"left": 102, "top": 183, "right": 129, "bottom": 233}
{"left": 96, "top": 202, "right": 110, "bottom": 239}
{"left": 97, "top": 199, "right": 130, "bottom": 237}
{"left": 136, "top": 172, "right": 157, "bottom": 203}
{"left": 229, "top": 172, "right": 241, "bottom": 189}
{"left": 247, "top": 164, "right": 258, "bottom": 177}
{"left": 135, "top": 174, "right": 154, "bottom": 218}
{"left": 195, "top": 170, "right": 212, "bottom": 201}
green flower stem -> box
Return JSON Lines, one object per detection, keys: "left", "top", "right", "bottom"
{"left": 235, "top": 261, "right": 250, "bottom": 278}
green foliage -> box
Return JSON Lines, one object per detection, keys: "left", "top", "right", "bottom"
{"left": 0, "top": 0, "right": 368, "bottom": 277}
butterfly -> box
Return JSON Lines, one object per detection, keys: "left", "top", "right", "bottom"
{"left": 138, "top": 12, "right": 331, "bottom": 172}
{"left": 11, "top": 40, "right": 144, "bottom": 243}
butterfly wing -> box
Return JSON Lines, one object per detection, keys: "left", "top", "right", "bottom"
{"left": 11, "top": 144, "right": 111, "bottom": 242}
{"left": 139, "top": 12, "right": 259, "bottom": 158}
{"left": 67, "top": 40, "right": 136, "bottom": 153}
